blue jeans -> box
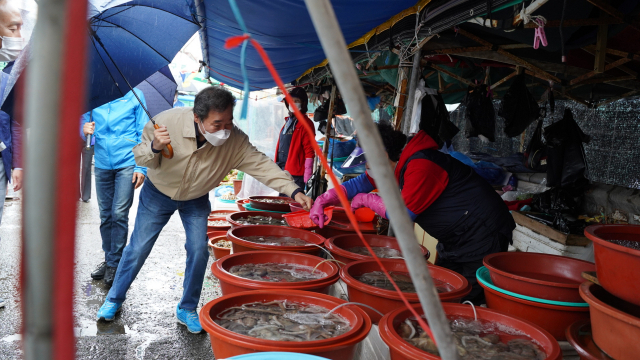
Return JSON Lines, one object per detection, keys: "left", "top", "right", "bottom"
{"left": 107, "top": 179, "right": 210, "bottom": 311}
{"left": 95, "top": 166, "right": 135, "bottom": 268}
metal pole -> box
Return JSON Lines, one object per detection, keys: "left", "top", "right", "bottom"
{"left": 402, "top": 50, "right": 422, "bottom": 135}
{"left": 320, "top": 84, "right": 336, "bottom": 180}
{"left": 195, "top": 0, "right": 210, "bottom": 79}
{"left": 304, "top": 1, "right": 460, "bottom": 359}
{"left": 23, "top": 0, "right": 67, "bottom": 358}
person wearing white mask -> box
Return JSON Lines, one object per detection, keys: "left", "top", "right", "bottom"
{"left": 0, "top": 0, "right": 24, "bottom": 310}
{"left": 97, "top": 86, "right": 313, "bottom": 333}
{"left": 274, "top": 86, "right": 315, "bottom": 191}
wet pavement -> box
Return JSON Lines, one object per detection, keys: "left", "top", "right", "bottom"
{"left": 0, "top": 177, "right": 221, "bottom": 359}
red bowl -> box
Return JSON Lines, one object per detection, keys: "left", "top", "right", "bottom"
{"left": 227, "top": 211, "right": 287, "bottom": 228}
{"left": 483, "top": 252, "right": 595, "bottom": 303}
{"left": 248, "top": 196, "right": 294, "bottom": 212}
{"left": 339, "top": 259, "right": 470, "bottom": 323}
{"left": 200, "top": 290, "right": 372, "bottom": 360}
{"left": 211, "top": 250, "right": 339, "bottom": 295}
{"left": 227, "top": 225, "right": 326, "bottom": 255}
{"left": 580, "top": 282, "right": 640, "bottom": 360}
{"left": 325, "top": 234, "right": 429, "bottom": 265}
{"left": 584, "top": 225, "right": 640, "bottom": 306}
{"left": 566, "top": 320, "right": 614, "bottom": 360}
{"left": 208, "top": 235, "right": 231, "bottom": 260}
{"left": 379, "top": 303, "right": 562, "bottom": 360}
{"left": 236, "top": 199, "right": 249, "bottom": 211}
{"left": 478, "top": 274, "right": 590, "bottom": 340}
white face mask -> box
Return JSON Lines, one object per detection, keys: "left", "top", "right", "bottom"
{"left": 0, "top": 36, "right": 25, "bottom": 62}
{"left": 198, "top": 121, "right": 231, "bottom": 146}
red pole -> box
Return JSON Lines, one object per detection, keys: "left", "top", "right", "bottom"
{"left": 53, "top": 0, "right": 89, "bottom": 358}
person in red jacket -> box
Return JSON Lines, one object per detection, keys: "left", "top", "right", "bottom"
{"left": 309, "top": 122, "right": 514, "bottom": 304}
{"left": 275, "top": 87, "right": 315, "bottom": 189}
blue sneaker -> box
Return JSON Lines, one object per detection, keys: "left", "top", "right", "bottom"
{"left": 0, "top": 298, "right": 5, "bottom": 308}
{"left": 97, "top": 300, "right": 122, "bottom": 321}
{"left": 176, "top": 305, "right": 203, "bottom": 334}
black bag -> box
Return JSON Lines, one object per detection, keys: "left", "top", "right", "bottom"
{"left": 420, "top": 87, "right": 459, "bottom": 144}
{"left": 463, "top": 84, "right": 495, "bottom": 142}
{"left": 523, "top": 119, "right": 547, "bottom": 172}
{"left": 499, "top": 72, "right": 540, "bottom": 137}
{"left": 543, "top": 109, "right": 590, "bottom": 187}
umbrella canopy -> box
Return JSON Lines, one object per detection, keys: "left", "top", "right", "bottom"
{"left": 86, "top": 0, "right": 200, "bottom": 111}
{"left": 135, "top": 65, "right": 178, "bottom": 118}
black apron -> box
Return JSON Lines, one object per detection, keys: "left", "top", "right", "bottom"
{"left": 277, "top": 117, "right": 296, "bottom": 170}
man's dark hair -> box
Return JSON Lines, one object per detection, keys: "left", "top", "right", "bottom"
{"left": 193, "top": 86, "right": 236, "bottom": 120}
{"left": 377, "top": 121, "right": 407, "bottom": 162}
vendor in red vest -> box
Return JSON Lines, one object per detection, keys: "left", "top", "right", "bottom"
{"left": 310, "top": 121, "right": 515, "bottom": 304}
{"left": 275, "top": 87, "right": 316, "bottom": 190}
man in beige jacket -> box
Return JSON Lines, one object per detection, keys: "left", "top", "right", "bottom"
{"left": 97, "top": 87, "right": 313, "bottom": 333}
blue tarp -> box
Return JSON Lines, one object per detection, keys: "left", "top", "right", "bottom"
{"left": 199, "top": 0, "right": 420, "bottom": 90}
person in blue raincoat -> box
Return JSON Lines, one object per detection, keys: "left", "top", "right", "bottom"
{"left": 80, "top": 89, "right": 149, "bottom": 287}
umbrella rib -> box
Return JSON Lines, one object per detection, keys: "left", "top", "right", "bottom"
{"left": 139, "top": 79, "right": 174, "bottom": 107}
{"left": 89, "top": 33, "right": 125, "bottom": 98}
{"left": 94, "top": 4, "right": 199, "bottom": 25}
{"left": 97, "top": 17, "right": 172, "bottom": 63}
{"left": 97, "top": 5, "right": 133, "bottom": 21}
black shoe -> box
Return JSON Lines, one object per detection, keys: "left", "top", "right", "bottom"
{"left": 91, "top": 262, "right": 107, "bottom": 280}
{"left": 104, "top": 266, "right": 117, "bottom": 287}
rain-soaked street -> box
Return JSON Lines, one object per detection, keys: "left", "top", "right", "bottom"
{"left": 0, "top": 178, "right": 220, "bottom": 359}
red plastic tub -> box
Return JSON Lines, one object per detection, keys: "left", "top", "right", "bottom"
{"left": 483, "top": 252, "right": 595, "bottom": 303}
{"left": 340, "top": 259, "right": 470, "bottom": 323}
{"left": 379, "top": 303, "right": 562, "bottom": 360}
{"left": 200, "top": 290, "right": 372, "bottom": 360}
{"left": 211, "top": 250, "right": 339, "bottom": 295}
{"left": 227, "top": 211, "right": 287, "bottom": 228}
{"left": 325, "top": 234, "right": 429, "bottom": 265}
{"left": 580, "top": 282, "right": 640, "bottom": 360}
{"left": 248, "top": 196, "right": 294, "bottom": 212}
{"left": 227, "top": 225, "right": 326, "bottom": 255}
{"left": 318, "top": 220, "right": 377, "bottom": 238}
{"left": 236, "top": 199, "right": 249, "bottom": 211}
{"left": 478, "top": 273, "right": 590, "bottom": 340}
{"left": 566, "top": 320, "right": 613, "bottom": 360}
{"left": 584, "top": 224, "right": 640, "bottom": 306}
{"left": 209, "top": 235, "right": 231, "bottom": 260}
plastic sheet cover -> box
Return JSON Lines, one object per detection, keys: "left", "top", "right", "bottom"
{"left": 450, "top": 99, "right": 640, "bottom": 189}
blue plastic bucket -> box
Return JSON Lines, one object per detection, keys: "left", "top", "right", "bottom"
{"left": 226, "top": 352, "right": 330, "bottom": 360}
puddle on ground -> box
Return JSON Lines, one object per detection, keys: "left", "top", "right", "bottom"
{"left": 74, "top": 319, "right": 136, "bottom": 337}
{"left": 1, "top": 334, "right": 21, "bottom": 342}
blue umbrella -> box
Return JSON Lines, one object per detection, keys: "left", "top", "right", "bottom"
{"left": 135, "top": 65, "right": 178, "bottom": 118}
{"left": 86, "top": 1, "right": 200, "bottom": 157}
{"left": 86, "top": 1, "right": 199, "bottom": 111}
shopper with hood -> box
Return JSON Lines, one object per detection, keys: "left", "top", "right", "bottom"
{"left": 309, "top": 121, "right": 515, "bottom": 304}
{"left": 274, "top": 87, "right": 315, "bottom": 189}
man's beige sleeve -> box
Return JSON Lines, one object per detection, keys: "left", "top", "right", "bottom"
{"left": 235, "top": 135, "right": 300, "bottom": 197}
{"left": 132, "top": 120, "right": 161, "bottom": 169}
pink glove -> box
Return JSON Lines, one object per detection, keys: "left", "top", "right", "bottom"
{"left": 351, "top": 193, "right": 387, "bottom": 219}
{"left": 310, "top": 185, "right": 345, "bottom": 228}
{"left": 304, "top": 158, "right": 314, "bottom": 183}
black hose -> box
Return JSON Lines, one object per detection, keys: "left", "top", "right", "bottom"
{"left": 559, "top": 0, "right": 568, "bottom": 62}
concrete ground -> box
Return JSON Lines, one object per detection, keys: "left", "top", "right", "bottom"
{"left": 0, "top": 177, "right": 221, "bottom": 359}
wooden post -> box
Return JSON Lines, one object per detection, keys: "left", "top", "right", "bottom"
{"left": 595, "top": 13, "right": 608, "bottom": 73}
{"left": 320, "top": 84, "right": 337, "bottom": 179}
{"left": 394, "top": 76, "right": 408, "bottom": 130}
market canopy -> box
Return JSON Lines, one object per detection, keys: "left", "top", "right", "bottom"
{"left": 196, "top": 0, "right": 428, "bottom": 90}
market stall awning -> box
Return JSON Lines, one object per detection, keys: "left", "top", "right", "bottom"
{"left": 197, "top": 0, "right": 427, "bottom": 90}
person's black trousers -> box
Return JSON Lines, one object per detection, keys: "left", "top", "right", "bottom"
{"left": 80, "top": 145, "right": 94, "bottom": 202}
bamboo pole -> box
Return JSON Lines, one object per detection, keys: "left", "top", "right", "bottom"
{"left": 304, "top": 1, "right": 460, "bottom": 359}
{"left": 320, "top": 84, "right": 337, "bottom": 179}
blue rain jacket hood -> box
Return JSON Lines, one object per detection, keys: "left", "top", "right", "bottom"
{"left": 80, "top": 89, "right": 149, "bottom": 175}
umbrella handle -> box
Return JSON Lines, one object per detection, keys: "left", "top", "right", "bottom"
{"left": 153, "top": 123, "right": 174, "bottom": 159}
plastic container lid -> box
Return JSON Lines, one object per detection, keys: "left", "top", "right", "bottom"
{"left": 476, "top": 267, "right": 589, "bottom": 307}
{"left": 283, "top": 207, "right": 334, "bottom": 229}
{"left": 355, "top": 208, "right": 375, "bottom": 222}
{"left": 226, "top": 352, "right": 330, "bottom": 359}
